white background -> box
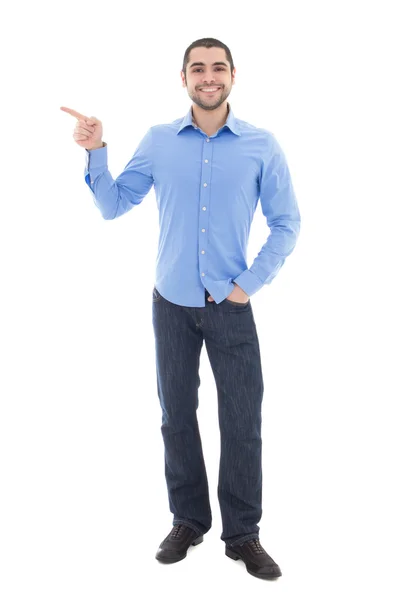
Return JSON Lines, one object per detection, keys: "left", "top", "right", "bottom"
{"left": 1, "top": 0, "right": 399, "bottom": 598}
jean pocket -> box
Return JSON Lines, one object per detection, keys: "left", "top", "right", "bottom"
{"left": 224, "top": 298, "right": 250, "bottom": 306}
{"left": 152, "top": 286, "right": 162, "bottom": 302}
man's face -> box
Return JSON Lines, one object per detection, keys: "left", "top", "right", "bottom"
{"left": 181, "top": 46, "right": 236, "bottom": 111}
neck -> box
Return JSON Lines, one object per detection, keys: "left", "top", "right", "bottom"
{"left": 192, "top": 102, "right": 230, "bottom": 136}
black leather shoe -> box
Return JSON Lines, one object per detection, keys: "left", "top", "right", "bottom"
{"left": 226, "top": 538, "right": 282, "bottom": 579}
{"left": 155, "top": 524, "right": 204, "bottom": 563}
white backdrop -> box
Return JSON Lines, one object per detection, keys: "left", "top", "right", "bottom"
{"left": 1, "top": 0, "right": 399, "bottom": 598}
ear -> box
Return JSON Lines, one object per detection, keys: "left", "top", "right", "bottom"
{"left": 181, "top": 71, "right": 186, "bottom": 87}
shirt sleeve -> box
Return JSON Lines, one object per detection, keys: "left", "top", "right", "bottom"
{"left": 233, "top": 133, "right": 301, "bottom": 296}
{"left": 84, "top": 127, "right": 154, "bottom": 220}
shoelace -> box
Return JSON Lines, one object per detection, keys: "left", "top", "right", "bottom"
{"left": 171, "top": 524, "right": 185, "bottom": 539}
{"left": 248, "top": 538, "right": 266, "bottom": 555}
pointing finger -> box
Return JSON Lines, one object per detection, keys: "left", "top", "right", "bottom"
{"left": 60, "top": 106, "right": 90, "bottom": 121}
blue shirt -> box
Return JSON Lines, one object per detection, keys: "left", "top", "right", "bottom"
{"left": 84, "top": 103, "right": 301, "bottom": 307}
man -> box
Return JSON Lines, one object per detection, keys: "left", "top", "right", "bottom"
{"left": 62, "top": 37, "right": 301, "bottom": 580}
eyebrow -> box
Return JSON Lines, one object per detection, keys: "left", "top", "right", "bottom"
{"left": 189, "top": 61, "right": 228, "bottom": 68}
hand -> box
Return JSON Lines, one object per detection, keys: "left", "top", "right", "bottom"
{"left": 207, "top": 283, "right": 249, "bottom": 303}
{"left": 60, "top": 106, "right": 104, "bottom": 150}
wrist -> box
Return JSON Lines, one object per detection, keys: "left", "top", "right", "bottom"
{"left": 88, "top": 142, "right": 105, "bottom": 150}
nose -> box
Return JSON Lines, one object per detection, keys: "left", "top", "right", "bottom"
{"left": 201, "top": 73, "right": 217, "bottom": 84}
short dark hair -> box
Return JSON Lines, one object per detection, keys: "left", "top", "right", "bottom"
{"left": 182, "top": 37, "right": 234, "bottom": 80}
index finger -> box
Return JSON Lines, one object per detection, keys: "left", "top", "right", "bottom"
{"left": 60, "top": 106, "right": 89, "bottom": 121}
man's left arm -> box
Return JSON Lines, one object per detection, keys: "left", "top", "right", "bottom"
{"left": 233, "top": 134, "right": 301, "bottom": 297}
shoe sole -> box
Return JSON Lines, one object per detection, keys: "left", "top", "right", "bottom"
{"left": 155, "top": 535, "right": 204, "bottom": 563}
{"left": 225, "top": 546, "right": 282, "bottom": 579}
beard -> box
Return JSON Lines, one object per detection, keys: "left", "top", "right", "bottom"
{"left": 188, "top": 85, "right": 231, "bottom": 111}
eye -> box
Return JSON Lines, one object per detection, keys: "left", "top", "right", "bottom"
{"left": 193, "top": 67, "right": 225, "bottom": 72}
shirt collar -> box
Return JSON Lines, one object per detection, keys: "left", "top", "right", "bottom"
{"left": 177, "top": 102, "right": 241, "bottom": 136}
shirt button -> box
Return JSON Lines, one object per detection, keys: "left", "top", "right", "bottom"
{"left": 204, "top": 159, "right": 208, "bottom": 163}
{"left": 201, "top": 273, "right": 205, "bottom": 276}
{"left": 201, "top": 228, "right": 205, "bottom": 232}
{"left": 206, "top": 138, "right": 210, "bottom": 142}
{"left": 203, "top": 183, "right": 207, "bottom": 187}
{"left": 90, "top": 180, "right": 94, "bottom": 184}
{"left": 201, "top": 250, "right": 205, "bottom": 254}
{"left": 202, "top": 206, "right": 206, "bottom": 211}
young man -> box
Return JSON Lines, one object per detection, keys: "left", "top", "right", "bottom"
{"left": 68, "top": 37, "right": 301, "bottom": 580}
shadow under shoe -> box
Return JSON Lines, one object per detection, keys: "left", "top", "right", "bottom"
{"left": 156, "top": 524, "right": 204, "bottom": 563}
{"left": 226, "top": 538, "right": 282, "bottom": 579}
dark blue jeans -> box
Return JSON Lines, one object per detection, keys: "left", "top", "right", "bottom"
{"left": 152, "top": 286, "right": 264, "bottom": 547}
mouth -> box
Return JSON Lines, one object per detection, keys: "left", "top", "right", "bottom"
{"left": 199, "top": 86, "right": 222, "bottom": 94}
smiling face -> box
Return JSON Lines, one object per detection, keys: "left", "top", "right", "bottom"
{"left": 181, "top": 46, "right": 236, "bottom": 111}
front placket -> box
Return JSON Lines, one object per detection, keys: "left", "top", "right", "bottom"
{"left": 198, "top": 133, "right": 214, "bottom": 289}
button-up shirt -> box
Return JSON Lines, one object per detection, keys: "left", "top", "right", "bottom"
{"left": 84, "top": 103, "right": 301, "bottom": 307}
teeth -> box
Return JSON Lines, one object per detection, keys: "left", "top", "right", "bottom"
{"left": 201, "top": 87, "right": 220, "bottom": 92}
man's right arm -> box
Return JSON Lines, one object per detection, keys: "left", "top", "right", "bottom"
{"left": 84, "top": 128, "right": 154, "bottom": 220}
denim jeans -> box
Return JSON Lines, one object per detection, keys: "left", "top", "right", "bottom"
{"left": 151, "top": 286, "right": 264, "bottom": 547}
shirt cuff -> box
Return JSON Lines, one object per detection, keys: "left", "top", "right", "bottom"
{"left": 233, "top": 269, "right": 265, "bottom": 297}
{"left": 85, "top": 144, "right": 108, "bottom": 171}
